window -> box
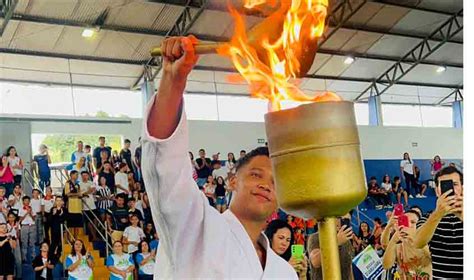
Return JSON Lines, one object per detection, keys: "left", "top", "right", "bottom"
{"left": 217, "top": 95, "right": 268, "bottom": 122}
{"left": 354, "top": 103, "right": 369, "bottom": 126}
{"left": 183, "top": 94, "right": 218, "bottom": 120}
{"left": 382, "top": 104, "right": 452, "bottom": 127}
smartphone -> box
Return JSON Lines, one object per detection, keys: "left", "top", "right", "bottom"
{"left": 341, "top": 218, "right": 351, "bottom": 229}
{"left": 394, "top": 204, "right": 404, "bottom": 217}
{"left": 291, "top": 244, "right": 304, "bottom": 260}
{"left": 398, "top": 214, "right": 409, "bottom": 228}
{"left": 440, "top": 180, "right": 454, "bottom": 197}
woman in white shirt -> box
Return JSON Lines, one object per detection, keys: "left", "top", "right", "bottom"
{"left": 381, "top": 175, "right": 396, "bottom": 206}
{"left": 6, "top": 146, "right": 23, "bottom": 184}
{"left": 400, "top": 152, "right": 416, "bottom": 198}
{"left": 65, "top": 239, "right": 94, "bottom": 280}
{"left": 203, "top": 175, "right": 216, "bottom": 207}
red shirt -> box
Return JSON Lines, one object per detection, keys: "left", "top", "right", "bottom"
{"left": 433, "top": 162, "right": 443, "bottom": 172}
{"left": 0, "top": 166, "right": 14, "bottom": 183}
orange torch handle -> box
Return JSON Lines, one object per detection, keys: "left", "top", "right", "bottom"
{"left": 150, "top": 43, "right": 222, "bottom": 57}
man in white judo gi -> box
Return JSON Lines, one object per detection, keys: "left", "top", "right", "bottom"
{"left": 142, "top": 35, "right": 299, "bottom": 278}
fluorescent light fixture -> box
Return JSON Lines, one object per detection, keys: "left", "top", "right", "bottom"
{"left": 344, "top": 56, "right": 355, "bottom": 65}
{"left": 436, "top": 65, "right": 447, "bottom": 73}
{"left": 82, "top": 28, "right": 95, "bottom": 38}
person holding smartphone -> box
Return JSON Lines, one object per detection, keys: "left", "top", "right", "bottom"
{"left": 413, "top": 166, "right": 463, "bottom": 279}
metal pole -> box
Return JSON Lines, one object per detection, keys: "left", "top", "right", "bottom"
{"left": 60, "top": 223, "right": 65, "bottom": 276}
{"left": 105, "top": 221, "right": 109, "bottom": 258}
{"left": 356, "top": 205, "right": 361, "bottom": 225}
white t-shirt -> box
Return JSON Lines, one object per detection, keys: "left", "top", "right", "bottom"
{"left": 7, "top": 156, "right": 22, "bottom": 176}
{"left": 43, "top": 198, "right": 55, "bottom": 213}
{"left": 115, "top": 172, "right": 129, "bottom": 195}
{"left": 123, "top": 225, "right": 145, "bottom": 253}
{"left": 30, "top": 198, "right": 44, "bottom": 214}
{"left": 79, "top": 181, "right": 97, "bottom": 210}
{"left": 19, "top": 207, "right": 35, "bottom": 225}
{"left": 400, "top": 159, "right": 414, "bottom": 175}
{"left": 8, "top": 194, "right": 23, "bottom": 210}
{"left": 381, "top": 182, "right": 392, "bottom": 192}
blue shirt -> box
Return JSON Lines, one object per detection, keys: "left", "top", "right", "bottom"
{"left": 106, "top": 253, "right": 134, "bottom": 280}
{"left": 33, "top": 154, "right": 50, "bottom": 179}
{"left": 150, "top": 239, "right": 159, "bottom": 252}
{"left": 135, "top": 252, "right": 155, "bottom": 275}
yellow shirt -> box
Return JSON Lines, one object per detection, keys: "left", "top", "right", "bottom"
{"left": 65, "top": 181, "right": 82, "bottom": 214}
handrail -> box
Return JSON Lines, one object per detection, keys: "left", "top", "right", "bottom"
{"left": 81, "top": 197, "right": 113, "bottom": 253}
{"left": 356, "top": 206, "right": 377, "bottom": 226}
{"left": 22, "top": 168, "right": 44, "bottom": 195}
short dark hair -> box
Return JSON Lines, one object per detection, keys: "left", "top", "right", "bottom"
{"left": 70, "top": 170, "right": 79, "bottom": 177}
{"left": 85, "top": 145, "right": 91, "bottom": 149}
{"left": 103, "top": 161, "right": 111, "bottom": 165}
{"left": 199, "top": 149, "right": 205, "bottom": 153}
{"left": 124, "top": 139, "right": 131, "bottom": 144}
{"left": 435, "top": 166, "right": 463, "bottom": 185}
{"left": 240, "top": 150, "right": 246, "bottom": 153}
{"left": 236, "top": 147, "right": 269, "bottom": 172}
{"left": 406, "top": 210, "right": 421, "bottom": 220}
{"left": 370, "top": 176, "right": 377, "bottom": 181}
{"left": 374, "top": 217, "right": 382, "bottom": 224}
{"left": 393, "top": 176, "right": 400, "bottom": 181}
{"left": 99, "top": 136, "right": 105, "bottom": 140}
{"left": 32, "top": 189, "right": 40, "bottom": 194}
{"left": 410, "top": 205, "right": 423, "bottom": 215}
{"left": 22, "top": 196, "right": 31, "bottom": 201}
{"left": 116, "top": 193, "right": 126, "bottom": 200}
{"left": 128, "top": 197, "right": 136, "bottom": 202}
{"left": 80, "top": 171, "right": 89, "bottom": 175}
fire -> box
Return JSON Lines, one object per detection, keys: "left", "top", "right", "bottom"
{"left": 217, "top": 0, "right": 341, "bottom": 111}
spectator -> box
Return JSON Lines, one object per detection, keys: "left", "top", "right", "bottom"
{"left": 372, "top": 217, "right": 383, "bottom": 253}
{"left": 115, "top": 163, "right": 130, "bottom": 197}
{"left": 400, "top": 152, "right": 416, "bottom": 198}
{"left": 0, "top": 156, "right": 15, "bottom": 197}
{"left": 6, "top": 146, "right": 23, "bottom": 184}
{"left": 99, "top": 161, "right": 115, "bottom": 194}
{"left": 32, "top": 241, "right": 55, "bottom": 280}
{"left": 128, "top": 173, "right": 136, "bottom": 193}
{"left": 141, "top": 193, "right": 152, "bottom": 225}
{"left": 430, "top": 155, "right": 445, "bottom": 176}
{"left": 133, "top": 138, "right": 142, "bottom": 183}
{"left": 414, "top": 166, "right": 463, "bottom": 279}
{"left": 414, "top": 166, "right": 427, "bottom": 198}
{"left": 32, "top": 145, "right": 51, "bottom": 192}
{"left": 106, "top": 241, "right": 135, "bottom": 280}
{"left": 123, "top": 214, "right": 145, "bottom": 260}
{"left": 112, "top": 150, "right": 121, "bottom": 170}
{"left": 293, "top": 228, "right": 305, "bottom": 245}
{"left": 215, "top": 176, "right": 227, "bottom": 213}
{"left": 189, "top": 152, "right": 198, "bottom": 184}
{"left": 93, "top": 136, "right": 112, "bottom": 172}
{"left": 8, "top": 184, "right": 23, "bottom": 214}
{"left": 70, "top": 141, "right": 86, "bottom": 165}
{"left": 42, "top": 187, "right": 54, "bottom": 244}
{"left": 64, "top": 171, "right": 82, "bottom": 239}
{"left": 128, "top": 198, "right": 144, "bottom": 222}
{"left": 211, "top": 160, "right": 227, "bottom": 181}
{"left": 149, "top": 232, "right": 159, "bottom": 253}
{"left": 0, "top": 187, "right": 7, "bottom": 223}
{"left": 19, "top": 196, "right": 36, "bottom": 263}
{"left": 287, "top": 215, "right": 296, "bottom": 229}
{"left": 6, "top": 212, "right": 21, "bottom": 279}
{"left": 96, "top": 176, "right": 114, "bottom": 222}
{"left": 264, "top": 220, "right": 308, "bottom": 279}
{"left": 107, "top": 194, "right": 130, "bottom": 235}
{"left": 72, "top": 157, "right": 89, "bottom": 175}
{"left": 131, "top": 190, "right": 144, "bottom": 218}
{"left": 381, "top": 175, "right": 396, "bottom": 205}
{"left": 79, "top": 171, "right": 98, "bottom": 241}
{"left": 308, "top": 213, "right": 354, "bottom": 280}
{"left": 143, "top": 223, "right": 155, "bottom": 243}
{"left": 96, "top": 150, "right": 110, "bottom": 174}
{"left": 65, "top": 239, "right": 94, "bottom": 280}
{"left": 367, "top": 177, "right": 390, "bottom": 209}
{"left": 203, "top": 175, "right": 216, "bottom": 207}
{"left": 0, "top": 222, "right": 15, "bottom": 280}
{"left": 120, "top": 139, "right": 133, "bottom": 172}
{"left": 353, "top": 221, "right": 374, "bottom": 254}
{"left": 136, "top": 240, "right": 155, "bottom": 280}
{"left": 195, "top": 149, "right": 212, "bottom": 187}
{"left": 30, "top": 189, "right": 45, "bottom": 245}
{"left": 392, "top": 176, "right": 408, "bottom": 206}
{"left": 226, "top": 152, "right": 237, "bottom": 176}
{"left": 239, "top": 150, "right": 246, "bottom": 160}
{"left": 84, "top": 145, "right": 93, "bottom": 175}
{"left": 383, "top": 210, "right": 432, "bottom": 279}
{"left": 50, "top": 197, "right": 67, "bottom": 260}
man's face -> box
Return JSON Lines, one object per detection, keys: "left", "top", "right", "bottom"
{"left": 71, "top": 173, "right": 78, "bottom": 181}
{"left": 124, "top": 142, "right": 130, "bottom": 149}
{"left": 85, "top": 147, "right": 90, "bottom": 153}
{"left": 406, "top": 212, "right": 419, "bottom": 230}
{"left": 99, "top": 138, "right": 105, "bottom": 145}
{"left": 199, "top": 150, "right": 205, "bottom": 158}
{"left": 436, "top": 172, "right": 463, "bottom": 198}
{"left": 33, "top": 191, "right": 40, "bottom": 199}
{"left": 229, "top": 155, "right": 277, "bottom": 221}
{"left": 104, "top": 163, "right": 111, "bottom": 170}
{"left": 77, "top": 142, "right": 83, "bottom": 150}
{"left": 240, "top": 151, "right": 246, "bottom": 158}
{"left": 116, "top": 198, "right": 125, "bottom": 207}
{"left": 81, "top": 173, "right": 89, "bottom": 182}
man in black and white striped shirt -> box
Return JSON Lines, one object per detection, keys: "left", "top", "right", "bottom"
{"left": 414, "top": 166, "right": 463, "bottom": 279}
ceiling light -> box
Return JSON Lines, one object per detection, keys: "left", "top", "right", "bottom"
{"left": 344, "top": 56, "right": 355, "bottom": 65}
{"left": 82, "top": 28, "right": 95, "bottom": 38}
{"left": 436, "top": 65, "right": 447, "bottom": 73}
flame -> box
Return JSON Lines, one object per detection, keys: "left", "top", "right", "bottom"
{"left": 217, "top": 0, "right": 341, "bottom": 111}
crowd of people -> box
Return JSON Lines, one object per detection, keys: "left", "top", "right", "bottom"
{"left": 0, "top": 135, "right": 464, "bottom": 280}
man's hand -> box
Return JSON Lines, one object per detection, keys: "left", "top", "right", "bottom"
{"left": 161, "top": 35, "right": 199, "bottom": 80}
{"left": 336, "top": 225, "right": 353, "bottom": 246}
{"left": 433, "top": 190, "right": 457, "bottom": 219}
{"left": 452, "top": 193, "right": 463, "bottom": 221}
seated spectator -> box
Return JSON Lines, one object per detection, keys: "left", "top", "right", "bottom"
{"left": 383, "top": 210, "right": 432, "bottom": 279}
{"left": 0, "top": 156, "right": 15, "bottom": 197}
{"left": 414, "top": 166, "right": 463, "bottom": 279}
{"left": 308, "top": 213, "right": 354, "bottom": 280}
{"left": 0, "top": 222, "right": 15, "bottom": 280}
{"left": 64, "top": 171, "right": 82, "bottom": 239}
{"left": 203, "top": 175, "right": 216, "bottom": 207}
{"left": 413, "top": 166, "right": 427, "bottom": 198}
{"left": 65, "top": 239, "right": 94, "bottom": 280}
{"left": 19, "top": 196, "right": 36, "bottom": 263}
{"left": 211, "top": 160, "right": 227, "bottom": 181}
{"left": 293, "top": 228, "right": 305, "bottom": 245}
{"left": 128, "top": 198, "right": 144, "bottom": 222}
{"left": 367, "top": 177, "right": 390, "bottom": 209}
{"left": 136, "top": 240, "right": 155, "bottom": 280}
{"left": 96, "top": 176, "right": 114, "bottom": 223}
{"left": 32, "top": 241, "right": 55, "bottom": 280}
{"left": 32, "top": 145, "right": 51, "bottom": 192}
{"left": 264, "top": 220, "right": 308, "bottom": 279}
{"left": 115, "top": 163, "right": 130, "bottom": 197}
{"left": 381, "top": 175, "right": 396, "bottom": 205}
{"left": 107, "top": 241, "right": 135, "bottom": 280}
{"left": 392, "top": 176, "right": 408, "bottom": 206}
{"left": 107, "top": 194, "right": 130, "bottom": 241}
{"left": 353, "top": 221, "right": 375, "bottom": 254}
{"left": 215, "top": 176, "right": 227, "bottom": 213}
{"left": 6, "top": 146, "right": 23, "bottom": 184}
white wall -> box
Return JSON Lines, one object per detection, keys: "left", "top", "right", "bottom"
{"left": 24, "top": 117, "right": 463, "bottom": 160}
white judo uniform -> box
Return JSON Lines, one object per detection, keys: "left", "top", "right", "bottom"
{"left": 142, "top": 97, "right": 298, "bottom": 279}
